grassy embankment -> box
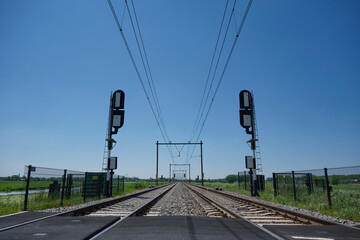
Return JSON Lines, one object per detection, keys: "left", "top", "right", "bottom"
{"left": 0, "top": 181, "right": 166, "bottom": 215}
{"left": 200, "top": 182, "right": 360, "bottom": 222}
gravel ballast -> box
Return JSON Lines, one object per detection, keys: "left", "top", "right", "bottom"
{"left": 148, "top": 183, "right": 207, "bottom": 216}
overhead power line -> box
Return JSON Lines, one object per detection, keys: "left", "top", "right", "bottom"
{"left": 189, "top": 0, "right": 230, "bottom": 143}
{"left": 107, "top": 0, "right": 175, "bottom": 160}
{"left": 189, "top": 0, "right": 237, "bottom": 146}
{"left": 187, "top": 0, "right": 253, "bottom": 161}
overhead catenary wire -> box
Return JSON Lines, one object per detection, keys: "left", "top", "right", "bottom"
{"left": 128, "top": 0, "right": 180, "bottom": 157}
{"left": 188, "top": 0, "right": 253, "bottom": 161}
{"left": 107, "top": 0, "right": 175, "bottom": 160}
{"left": 189, "top": 0, "right": 237, "bottom": 146}
{"left": 188, "top": 0, "right": 230, "bottom": 143}
{"left": 187, "top": 0, "right": 237, "bottom": 161}
{"left": 124, "top": 0, "right": 175, "bottom": 160}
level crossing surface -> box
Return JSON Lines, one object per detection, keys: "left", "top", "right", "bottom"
{"left": 94, "top": 216, "right": 279, "bottom": 240}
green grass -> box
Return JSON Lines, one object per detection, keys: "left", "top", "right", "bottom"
{"left": 0, "top": 181, "right": 165, "bottom": 216}
{"left": 0, "top": 180, "right": 82, "bottom": 192}
{"left": 199, "top": 182, "right": 360, "bottom": 222}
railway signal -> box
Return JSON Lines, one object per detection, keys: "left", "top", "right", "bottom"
{"left": 105, "top": 90, "right": 125, "bottom": 197}
{"left": 239, "top": 90, "right": 258, "bottom": 196}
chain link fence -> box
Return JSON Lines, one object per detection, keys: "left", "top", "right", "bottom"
{"left": 273, "top": 166, "right": 360, "bottom": 208}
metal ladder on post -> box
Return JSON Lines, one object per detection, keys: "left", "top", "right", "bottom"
{"left": 252, "top": 92, "right": 263, "bottom": 175}
{"left": 102, "top": 93, "right": 113, "bottom": 172}
{"left": 102, "top": 133, "right": 110, "bottom": 171}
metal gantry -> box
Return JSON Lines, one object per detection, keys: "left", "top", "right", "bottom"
{"left": 156, "top": 141, "right": 204, "bottom": 186}
{"left": 170, "top": 164, "right": 191, "bottom": 183}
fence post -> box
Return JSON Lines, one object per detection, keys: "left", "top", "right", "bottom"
{"left": 292, "top": 171, "right": 297, "bottom": 201}
{"left": 97, "top": 174, "right": 101, "bottom": 199}
{"left": 244, "top": 171, "right": 247, "bottom": 190}
{"left": 23, "top": 165, "right": 32, "bottom": 211}
{"left": 238, "top": 172, "right": 240, "bottom": 189}
{"left": 60, "top": 169, "right": 67, "bottom": 206}
{"left": 122, "top": 176, "right": 125, "bottom": 193}
{"left": 83, "top": 172, "right": 88, "bottom": 203}
{"left": 117, "top": 175, "right": 120, "bottom": 195}
{"left": 324, "top": 168, "right": 332, "bottom": 208}
{"left": 273, "top": 173, "right": 277, "bottom": 196}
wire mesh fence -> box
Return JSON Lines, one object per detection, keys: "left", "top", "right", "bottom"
{"left": 19, "top": 165, "right": 125, "bottom": 211}
{"left": 238, "top": 171, "right": 251, "bottom": 190}
{"left": 112, "top": 175, "right": 125, "bottom": 196}
{"left": 273, "top": 166, "right": 360, "bottom": 208}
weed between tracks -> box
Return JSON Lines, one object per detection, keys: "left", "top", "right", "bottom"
{"left": 197, "top": 182, "right": 360, "bottom": 222}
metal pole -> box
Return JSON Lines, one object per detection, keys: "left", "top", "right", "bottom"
{"left": 106, "top": 93, "right": 112, "bottom": 198}
{"left": 60, "top": 169, "right": 67, "bottom": 206}
{"left": 24, "top": 165, "right": 32, "bottom": 211}
{"left": 156, "top": 141, "right": 159, "bottom": 186}
{"left": 250, "top": 94, "right": 258, "bottom": 196}
{"left": 122, "top": 176, "right": 125, "bottom": 193}
{"left": 169, "top": 164, "right": 171, "bottom": 183}
{"left": 83, "top": 172, "right": 88, "bottom": 203}
{"left": 249, "top": 169, "right": 254, "bottom": 196}
{"left": 238, "top": 172, "right": 240, "bottom": 189}
{"left": 324, "top": 168, "right": 332, "bottom": 208}
{"left": 110, "top": 170, "right": 114, "bottom": 197}
{"left": 117, "top": 175, "right": 120, "bottom": 194}
{"left": 200, "top": 141, "right": 204, "bottom": 186}
{"left": 273, "top": 173, "right": 277, "bottom": 196}
{"left": 98, "top": 174, "right": 101, "bottom": 199}
{"left": 189, "top": 164, "right": 191, "bottom": 183}
{"left": 292, "top": 171, "right": 297, "bottom": 201}
{"left": 244, "top": 171, "right": 247, "bottom": 190}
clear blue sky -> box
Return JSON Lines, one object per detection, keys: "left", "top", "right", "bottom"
{"left": 1, "top": 0, "right": 359, "bottom": 179}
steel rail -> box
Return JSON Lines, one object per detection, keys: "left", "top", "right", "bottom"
{"left": 189, "top": 184, "right": 360, "bottom": 230}
{"left": 87, "top": 183, "right": 176, "bottom": 239}
{"left": 185, "top": 184, "right": 285, "bottom": 240}
{"left": 0, "top": 183, "right": 172, "bottom": 232}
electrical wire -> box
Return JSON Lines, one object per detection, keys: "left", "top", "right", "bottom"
{"left": 187, "top": 0, "right": 237, "bottom": 161}
{"left": 128, "top": 0, "right": 180, "bottom": 157}
{"left": 107, "top": 0, "right": 175, "bottom": 160}
{"left": 189, "top": 0, "right": 230, "bottom": 143}
{"left": 124, "top": 0, "right": 175, "bottom": 160}
{"left": 190, "top": 0, "right": 237, "bottom": 145}
{"left": 188, "top": 0, "right": 253, "bottom": 161}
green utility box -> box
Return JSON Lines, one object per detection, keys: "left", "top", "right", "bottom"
{"left": 82, "top": 172, "right": 107, "bottom": 198}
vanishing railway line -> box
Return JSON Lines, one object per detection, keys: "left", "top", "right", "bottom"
{"left": 0, "top": 182, "right": 359, "bottom": 240}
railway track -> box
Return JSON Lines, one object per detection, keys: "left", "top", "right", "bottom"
{"left": 185, "top": 183, "right": 360, "bottom": 228}
{"left": 1, "top": 182, "right": 358, "bottom": 240}
{"left": 0, "top": 183, "right": 174, "bottom": 233}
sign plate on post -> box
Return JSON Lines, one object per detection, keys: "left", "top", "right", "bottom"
{"left": 107, "top": 157, "right": 118, "bottom": 170}
{"left": 245, "top": 156, "right": 255, "bottom": 169}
